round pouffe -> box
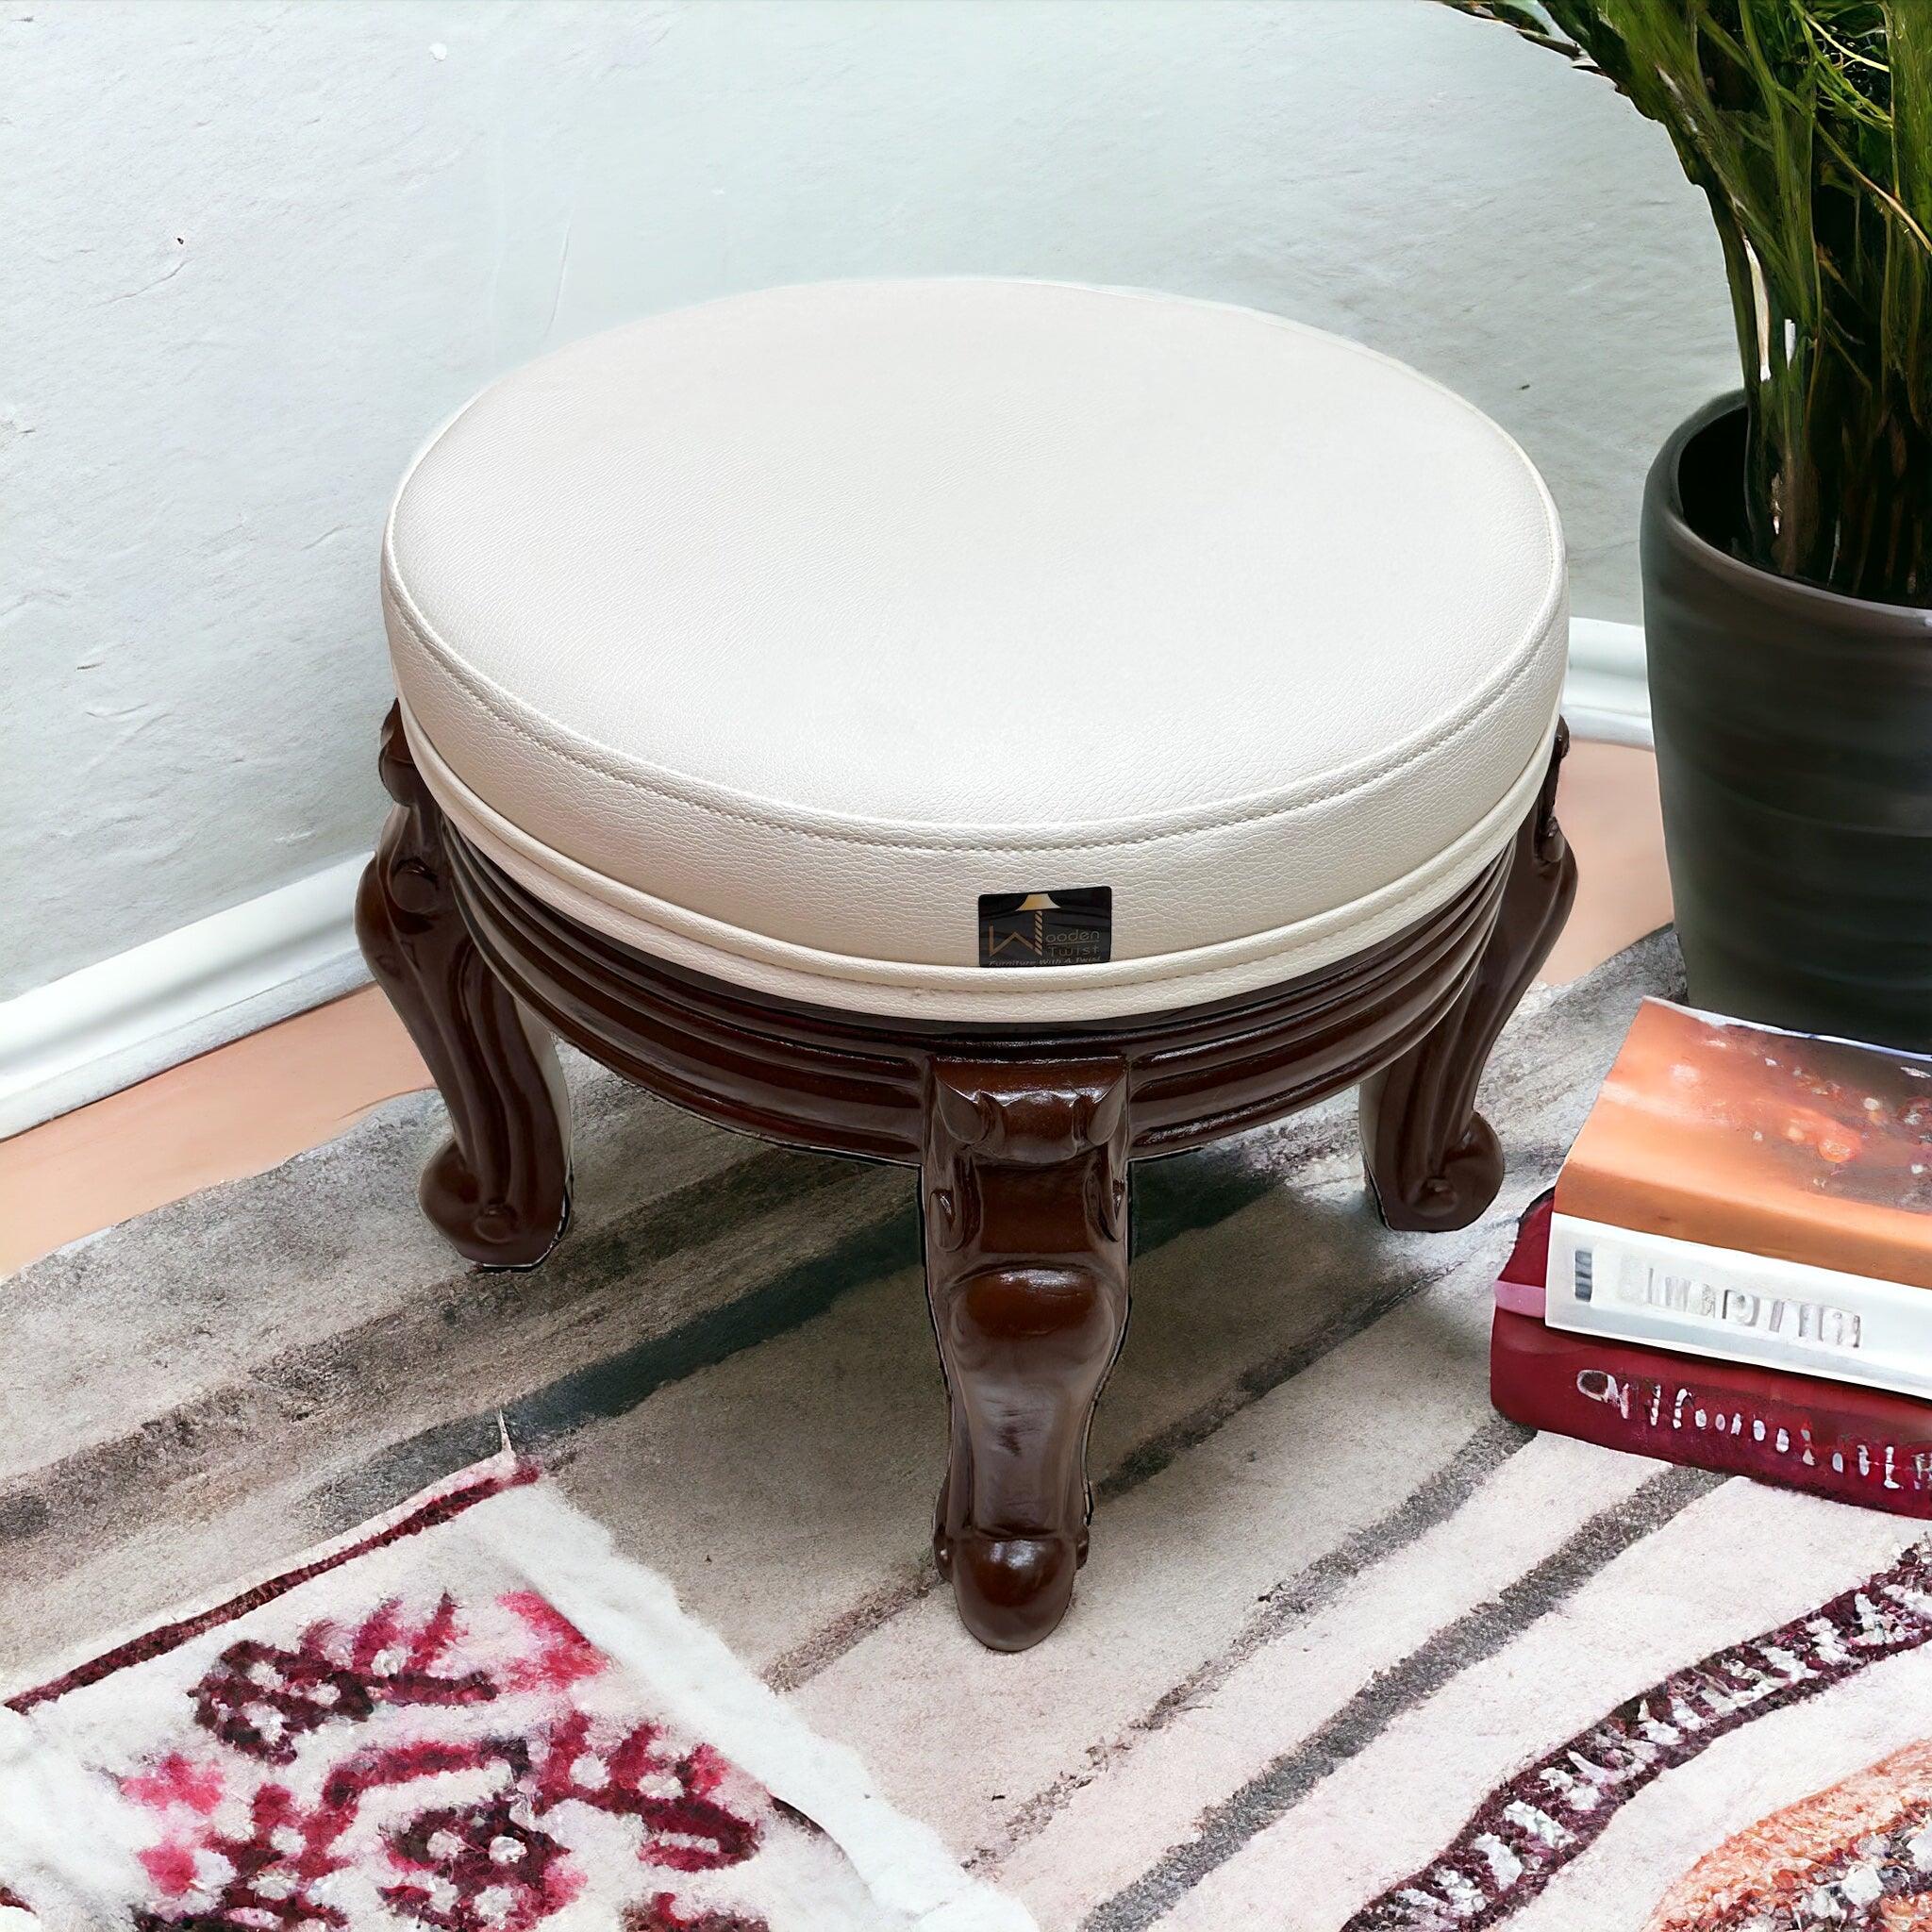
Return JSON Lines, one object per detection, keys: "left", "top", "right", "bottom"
{"left": 383, "top": 278, "right": 1565, "bottom": 1021}
{"left": 358, "top": 279, "right": 1575, "bottom": 1649}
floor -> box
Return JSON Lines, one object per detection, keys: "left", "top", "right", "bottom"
{"left": 0, "top": 741, "right": 1672, "bottom": 1278}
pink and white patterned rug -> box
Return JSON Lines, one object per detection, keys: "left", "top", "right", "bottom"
{"left": 0, "top": 1454, "right": 1031, "bottom": 1932}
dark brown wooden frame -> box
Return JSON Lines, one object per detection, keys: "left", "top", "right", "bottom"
{"left": 358, "top": 706, "right": 1575, "bottom": 1649}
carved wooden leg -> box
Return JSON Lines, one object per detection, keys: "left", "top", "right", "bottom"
{"left": 355, "top": 705, "right": 571, "bottom": 1268}
{"left": 923, "top": 1058, "right": 1131, "bottom": 1651}
{"left": 1361, "top": 721, "right": 1578, "bottom": 1233}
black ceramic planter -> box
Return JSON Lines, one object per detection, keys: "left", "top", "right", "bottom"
{"left": 1642, "top": 394, "right": 1932, "bottom": 1050}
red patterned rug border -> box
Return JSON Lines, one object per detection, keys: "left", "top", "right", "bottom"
{"left": 6, "top": 1461, "right": 538, "bottom": 1715}
{"left": 1345, "top": 1536, "right": 1932, "bottom": 1930}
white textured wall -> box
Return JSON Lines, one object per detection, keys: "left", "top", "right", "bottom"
{"left": 2, "top": 0, "right": 1737, "bottom": 999}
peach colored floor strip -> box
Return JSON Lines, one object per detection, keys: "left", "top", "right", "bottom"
{"left": 0, "top": 986, "right": 429, "bottom": 1276}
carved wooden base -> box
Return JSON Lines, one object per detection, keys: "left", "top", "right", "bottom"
{"left": 1361, "top": 722, "right": 1578, "bottom": 1232}
{"left": 358, "top": 705, "right": 1573, "bottom": 1648}
{"left": 355, "top": 709, "right": 571, "bottom": 1269}
{"left": 924, "top": 1059, "right": 1130, "bottom": 1649}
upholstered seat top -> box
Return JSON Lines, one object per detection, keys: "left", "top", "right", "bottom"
{"left": 384, "top": 278, "right": 1566, "bottom": 1021}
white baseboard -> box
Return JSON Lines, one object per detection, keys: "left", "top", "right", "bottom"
{"left": 0, "top": 617, "right": 1655, "bottom": 1141}
{"left": 0, "top": 857, "right": 373, "bottom": 1139}
{"left": 1564, "top": 616, "right": 1651, "bottom": 749}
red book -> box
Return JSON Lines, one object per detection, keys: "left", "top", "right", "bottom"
{"left": 1491, "top": 1194, "right": 1932, "bottom": 1518}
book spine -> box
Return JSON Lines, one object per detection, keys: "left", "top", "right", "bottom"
{"left": 1544, "top": 1210, "right": 1932, "bottom": 1403}
{"left": 1491, "top": 1309, "right": 1932, "bottom": 1518}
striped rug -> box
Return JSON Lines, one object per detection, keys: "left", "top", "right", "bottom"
{"left": 10, "top": 926, "right": 1932, "bottom": 1930}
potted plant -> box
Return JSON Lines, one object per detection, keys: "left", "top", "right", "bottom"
{"left": 1448, "top": 2, "right": 1932, "bottom": 1049}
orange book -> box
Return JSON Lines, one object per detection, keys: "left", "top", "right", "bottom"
{"left": 1544, "top": 999, "right": 1932, "bottom": 1399}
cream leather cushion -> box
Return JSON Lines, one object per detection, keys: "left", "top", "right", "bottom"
{"left": 384, "top": 279, "right": 1566, "bottom": 1023}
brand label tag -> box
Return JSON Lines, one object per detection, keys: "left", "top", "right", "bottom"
{"left": 977, "top": 889, "right": 1111, "bottom": 968}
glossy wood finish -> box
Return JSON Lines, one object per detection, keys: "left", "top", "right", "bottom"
{"left": 1362, "top": 722, "right": 1578, "bottom": 1231}
{"left": 355, "top": 708, "right": 571, "bottom": 1268}
{"left": 924, "top": 1058, "right": 1130, "bottom": 1648}
{"left": 362, "top": 704, "right": 1571, "bottom": 1646}
{"left": 441, "top": 828, "right": 1514, "bottom": 1172}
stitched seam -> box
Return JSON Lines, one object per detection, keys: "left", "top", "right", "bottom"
{"left": 380, "top": 278, "right": 1567, "bottom": 853}
{"left": 423, "top": 709, "right": 1543, "bottom": 990}
{"left": 474, "top": 824, "right": 1505, "bottom": 998}
{"left": 387, "top": 582, "right": 1563, "bottom": 857}
{"left": 472, "top": 829, "right": 1510, "bottom": 1003}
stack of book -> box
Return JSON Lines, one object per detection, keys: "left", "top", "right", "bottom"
{"left": 1491, "top": 996, "right": 1932, "bottom": 1517}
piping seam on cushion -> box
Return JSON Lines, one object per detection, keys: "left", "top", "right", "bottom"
{"left": 382, "top": 574, "right": 1567, "bottom": 858}
{"left": 403, "top": 697, "right": 1552, "bottom": 995}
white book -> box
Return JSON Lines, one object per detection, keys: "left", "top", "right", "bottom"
{"left": 1545, "top": 1211, "right": 1932, "bottom": 1403}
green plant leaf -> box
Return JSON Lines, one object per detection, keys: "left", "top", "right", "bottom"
{"left": 1439, "top": 0, "right": 1932, "bottom": 602}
